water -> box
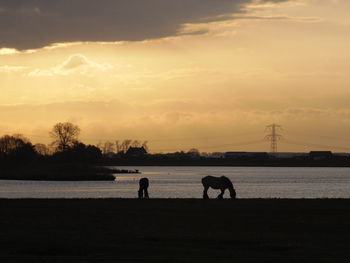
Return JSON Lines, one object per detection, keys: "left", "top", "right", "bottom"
{"left": 1, "top": 166, "right": 350, "bottom": 199}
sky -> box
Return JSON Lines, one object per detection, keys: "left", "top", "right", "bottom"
{"left": 1, "top": 0, "right": 350, "bottom": 153}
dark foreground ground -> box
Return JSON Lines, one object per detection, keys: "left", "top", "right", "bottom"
{"left": 1, "top": 199, "right": 350, "bottom": 262}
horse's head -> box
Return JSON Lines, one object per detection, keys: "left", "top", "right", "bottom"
{"left": 230, "top": 188, "right": 237, "bottom": 199}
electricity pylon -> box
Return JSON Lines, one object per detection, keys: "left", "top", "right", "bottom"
{"left": 265, "top": 124, "right": 282, "bottom": 153}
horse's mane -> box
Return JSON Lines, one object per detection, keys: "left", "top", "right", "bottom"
{"left": 220, "top": 176, "right": 233, "bottom": 187}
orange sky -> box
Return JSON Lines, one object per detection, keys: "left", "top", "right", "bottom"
{"left": 1, "top": 0, "right": 350, "bottom": 153}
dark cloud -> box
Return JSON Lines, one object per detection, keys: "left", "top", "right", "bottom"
{"left": 0, "top": 0, "right": 287, "bottom": 50}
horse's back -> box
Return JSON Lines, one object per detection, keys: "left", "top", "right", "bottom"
{"left": 224, "top": 176, "right": 234, "bottom": 186}
{"left": 220, "top": 176, "right": 232, "bottom": 184}
{"left": 202, "top": 175, "right": 233, "bottom": 188}
{"left": 202, "top": 175, "right": 223, "bottom": 189}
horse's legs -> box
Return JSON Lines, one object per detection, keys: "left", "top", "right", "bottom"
{"left": 138, "top": 188, "right": 143, "bottom": 199}
{"left": 203, "top": 186, "right": 209, "bottom": 199}
{"left": 217, "top": 189, "right": 225, "bottom": 199}
{"left": 144, "top": 188, "right": 149, "bottom": 199}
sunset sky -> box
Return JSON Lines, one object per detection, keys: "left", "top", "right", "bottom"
{"left": 1, "top": 0, "right": 350, "bottom": 153}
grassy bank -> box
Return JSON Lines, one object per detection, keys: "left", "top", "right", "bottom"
{"left": 0, "top": 199, "right": 349, "bottom": 262}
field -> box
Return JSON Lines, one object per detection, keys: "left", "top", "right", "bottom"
{"left": 1, "top": 199, "right": 349, "bottom": 262}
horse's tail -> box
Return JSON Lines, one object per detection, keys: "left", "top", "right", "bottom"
{"left": 201, "top": 176, "right": 209, "bottom": 186}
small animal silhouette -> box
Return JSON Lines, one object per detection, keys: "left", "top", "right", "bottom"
{"left": 138, "top": 177, "right": 149, "bottom": 199}
{"left": 201, "top": 175, "right": 236, "bottom": 199}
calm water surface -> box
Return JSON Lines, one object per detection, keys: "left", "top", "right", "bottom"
{"left": 1, "top": 166, "right": 350, "bottom": 198}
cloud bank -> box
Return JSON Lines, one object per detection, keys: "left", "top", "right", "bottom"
{"left": 0, "top": 0, "right": 287, "bottom": 50}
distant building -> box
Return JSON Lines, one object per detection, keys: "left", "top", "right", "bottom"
{"left": 225, "top": 152, "right": 269, "bottom": 159}
{"left": 225, "top": 152, "right": 246, "bottom": 158}
{"left": 208, "top": 152, "right": 225, "bottom": 158}
{"left": 333, "top": 153, "right": 350, "bottom": 158}
{"left": 105, "top": 152, "right": 116, "bottom": 159}
{"left": 309, "top": 151, "right": 333, "bottom": 160}
{"left": 126, "top": 146, "right": 148, "bottom": 157}
{"left": 269, "top": 152, "right": 308, "bottom": 159}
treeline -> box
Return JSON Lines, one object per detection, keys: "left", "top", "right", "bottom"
{"left": 0, "top": 131, "right": 114, "bottom": 180}
{"left": 0, "top": 122, "right": 204, "bottom": 165}
{"left": 98, "top": 140, "right": 149, "bottom": 155}
{"left": 0, "top": 122, "right": 129, "bottom": 180}
{"left": 2, "top": 122, "right": 350, "bottom": 169}
{"left": 0, "top": 134, "right": 102, "bottom": 166}
{"left": 0, "top": 122, "right": 151, "bottom": 165}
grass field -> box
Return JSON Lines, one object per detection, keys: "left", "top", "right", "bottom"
{"left": 1, "top": 199, "right": 349, "bottom": 262}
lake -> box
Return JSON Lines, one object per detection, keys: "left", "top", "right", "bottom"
{"left": 1, "top": 166, "right": 350, "bottom": 198}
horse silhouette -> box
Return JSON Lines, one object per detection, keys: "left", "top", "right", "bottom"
{"left": 138, "top": 177, "right": 149, "bottom": 199}
{"left": 202, "top": 176, "right": 236, "bottom": 199}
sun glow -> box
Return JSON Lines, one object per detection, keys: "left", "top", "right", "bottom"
{"left": 1, "top": 0, "right": 350, "bottom": 152}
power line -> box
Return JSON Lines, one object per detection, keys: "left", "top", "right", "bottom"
{"left": 146, "top": 131, "right": 262, "bottom": 142}
{"left": 265, "top": 124, "right": 282, "bottom": 153}
{"left": 2, "top": 127, "right": 350, "bottom": 152}
{"left": 1, "top": 130, "right": 262, "bottom": 143}
{"left": 282, "top": 138, "right": 350, "bottom": 152}
{"left": 285, "top": 131, "right": 350, "bottom": 143}
{"left": 152, "top": 139, "right": 266, "bottom": 152}
{"left": 202, "top": 139, "right": 266, "bottom": 150}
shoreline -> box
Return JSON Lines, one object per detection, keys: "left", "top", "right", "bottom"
{"left": 103, "top": 163, "right": 350, "bottom": 167}
{"left": 0, "top": 196, "right": 350, "bottom": 202}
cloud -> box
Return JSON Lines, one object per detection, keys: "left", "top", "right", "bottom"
{"left": 1, "top": 100, "right": 350, "bottom": 151}
{"left": 0, "top": 48, "right": 19, "bottom": 55}
{"left": 0, "top": 65, "right": 26, "bottom": 72}
{"left": 0, "top": 0, "right": 288, "bottom": 50}
{"left": 28, "top": 54, "right": 113, "bottom": 77}
{"left": 230, "top": 14, "right": 322, "bottom": 22}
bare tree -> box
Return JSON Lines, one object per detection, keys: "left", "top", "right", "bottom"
{"left": 120, "top": 139, "right": 132, "bottom": 153}
{"left": 0, "top": 134, "right": 29, "bottom": 154}
{"left": 188, "top": 148, "right": 200, "bottom": 158}
{"left": 114, "top": 139, "right": 150, "bottom": 154}
{"left": 115, "top": 140, "right": 121, "bottom": 153}
{"left": 50, "top": 122, "right": 80, "bottom": 151}
{"left": 188, "top": 148, "right": 200, "bottom": 154}
{"left": 131, "top": 140, "right": 141, "bottom": 147}
{"left": 142, "top": 140, "right": 149, "bottom": 152}
{"left": 103, "top": 141, "right": 115, "bottom": 154}
{"left": 34, "top": 143, "right": 51, "bottom": 155}
{"left": 12, "top": 134, "right": 30, "bottom": 143}
{"left": 96, "top": 141, "right": 103, "bottom": 150}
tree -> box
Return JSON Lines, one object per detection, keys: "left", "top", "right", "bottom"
{"left": 114, "top": 139, "right": 150, "bottom": 154}
{"left": 187, "top": 148, "right": 200, "bottom": 159}
{"left": 115, "top": 140, "right": 121, "bottom": 153}
{"left": 188, "top": 148, "right": 200, "bottom": 155}
{"left": 131, "top": 140, "right": 141, "bottom": 147}
{"left": 0, "top": 134, "right": 36, "bottom": 162}
{"left": 142, "top": 140, "right": 149, "bottom": 152}
{"left": 53, "top": 142, "right": 102, "bottom": 162}
{"left": 0, "top": 134, "right": 31, "bottom": 154}
{"left": 34, "top": 143, "right": 51, "bottom": 155}
{"left": 102, "top": 141, "right": 115, "bottom": 154}
{"left": 50, "top": 122, "right": 80, "bottom": 151}
{"left": 120, "top": 139, "right": 132, "bottom": 153}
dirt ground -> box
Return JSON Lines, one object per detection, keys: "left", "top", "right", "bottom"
{"left": 1, "top": 198, "right": 349, "bottom": 262}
